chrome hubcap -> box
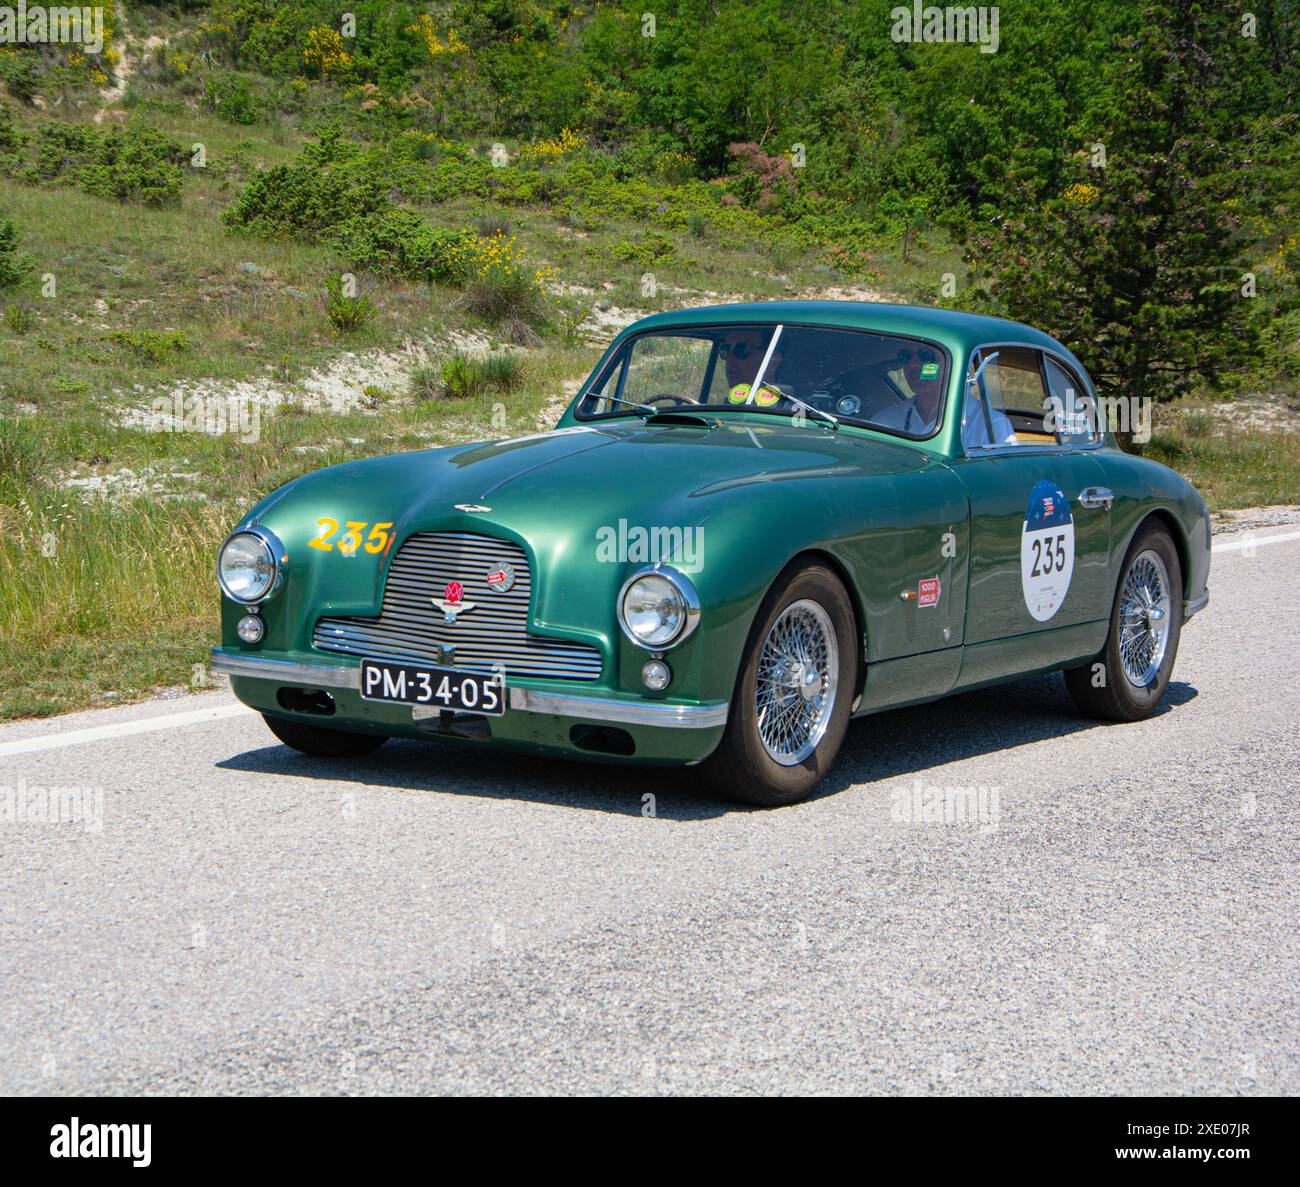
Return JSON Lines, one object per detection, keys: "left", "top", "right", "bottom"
{"left": 755, "top": 599, "right": 838, "bottom": 766}
{"left": 1118, "top": 549, "right": 1171, "bottom": 688}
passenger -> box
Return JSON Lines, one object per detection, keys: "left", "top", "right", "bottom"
{"left": 874, "top": 348, "right": 1017, "bottom": 448}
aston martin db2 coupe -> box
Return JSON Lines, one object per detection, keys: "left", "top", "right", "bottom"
{"left": 213, "top": 302, "right": 1210, "bottom": 806}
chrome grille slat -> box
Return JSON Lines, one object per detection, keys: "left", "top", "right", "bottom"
{"left": 312, "top": 531, "right": 602, "bottom": 681}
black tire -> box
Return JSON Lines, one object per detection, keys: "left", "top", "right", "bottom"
{"left": 702, "top": 560, "right": 859, "bottom": 807}
{"left": 1064, "top": 520, "right": 1183, "bottom": 721}
{"left": 262, "top": 713, "right": 389, "bottom": 757}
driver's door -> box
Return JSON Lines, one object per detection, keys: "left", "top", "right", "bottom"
{"left": 952, "top": 345, "right": 1112, "bottom": 655}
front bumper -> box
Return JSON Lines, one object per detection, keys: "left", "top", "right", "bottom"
{"left": 211, "top": 649, "right": 729, "bottom": 763}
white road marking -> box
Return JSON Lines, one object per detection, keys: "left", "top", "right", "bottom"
{"left": 1212, "top": 529, "right": 1300, "bottom": 555}
{"left": 0, "top": 703, "right": 254, "bottom": 758}
{"left": 1, "top": 529, "right": 1294, "bottom": 758}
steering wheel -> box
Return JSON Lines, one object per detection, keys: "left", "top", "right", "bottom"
{"left": 643, "top": 393, "right": 697, "bottom": 408}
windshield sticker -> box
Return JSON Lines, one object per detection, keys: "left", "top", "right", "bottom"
{"left": 1021, "top": 481, "right": 1074, "bottom": 621}
{"left": 920, "top": 362, "right": 940, "bottom": 379}
{"left": 727, "top": 382, "right": 781, "bottom": 407}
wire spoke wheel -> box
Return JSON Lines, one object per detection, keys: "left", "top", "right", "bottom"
{"left": 1117, "top": 548, "right": 1171, "bottom": 688}
{"left": 754, "top": 599, "right": 839, "bottom": 765}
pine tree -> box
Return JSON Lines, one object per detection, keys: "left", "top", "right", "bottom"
{"left": 965, "top": 2, "right": 1263, "bottom": 443}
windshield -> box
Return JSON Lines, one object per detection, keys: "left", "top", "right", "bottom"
{"left": 575, "top": 323, "right": 950, "bottom": 438}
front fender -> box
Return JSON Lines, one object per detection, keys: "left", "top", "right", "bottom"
{"left": 1097, "top": 450, "right": 1211, "bottom": 608}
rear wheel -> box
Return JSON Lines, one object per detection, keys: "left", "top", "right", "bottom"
{"left": 262, "top": 714, "right": 389, "bottom": 757}
{"left": 1065, "top": 521, "right": 1183, "bottom": 721}
{"left": 703, "top": 560, "right": 858, "bottom": 807}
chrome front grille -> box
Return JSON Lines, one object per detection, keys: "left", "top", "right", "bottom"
{"left": 312, "top": 531, "right": 603, "bottom": 681}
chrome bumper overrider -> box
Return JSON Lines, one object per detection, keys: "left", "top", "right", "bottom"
{"left": 210, "top": 650, "right": 728, "bottom": 729}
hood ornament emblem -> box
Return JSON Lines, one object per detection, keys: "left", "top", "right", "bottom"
{"left": 454, "top": 504, "right": 491, "bottom": 513}
{"left": 432, "top": 580, "right": 477, "bottom": 624}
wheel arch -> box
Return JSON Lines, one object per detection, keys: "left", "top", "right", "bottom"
{"left": 1126, "top": 508, "right": 1192, "bottom": 598}
{"left": 775, "top": 547, "right": 869, "bottom": 702}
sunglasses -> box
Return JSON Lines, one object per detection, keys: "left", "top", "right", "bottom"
{"left": 720, "top": 340, "right": 769, "bottom": 360}
{"left": 898, "top": 348, "right": 939, "bottom": 364}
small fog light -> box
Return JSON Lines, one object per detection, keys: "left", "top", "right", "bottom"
{"left": 237, "top": 613, "right": 265, "bottom": 644}
{"left": 641, "top": 659, "right": 671, "bottom": 691}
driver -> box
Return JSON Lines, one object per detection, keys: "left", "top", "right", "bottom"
{"left": 721, "top": 329, "right": 785, "bottom": 407}
{"left": 874, "top": 348, "right": 1017, "bottom": 448}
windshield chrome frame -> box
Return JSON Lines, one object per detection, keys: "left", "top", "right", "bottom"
{"left": 572, "top": 321, "right": 952, "bottom": 442}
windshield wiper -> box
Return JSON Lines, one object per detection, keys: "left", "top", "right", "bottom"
{"left": 597, "top": 394, "right": 657, "bottom": 416}
{"left": 782, "top": 392, "right": 839, "bottom": 429}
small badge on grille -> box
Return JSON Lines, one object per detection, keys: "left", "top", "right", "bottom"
{"left": 432, "top": 580, "right": 477, "bottom": 624}
{"left": 485, "top": 561, "right": 516, "bottom": 593}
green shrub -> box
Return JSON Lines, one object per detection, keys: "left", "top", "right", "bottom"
{"left": 332, "top": 209, "right": 468, "bottom": 283}
{"left": 0, "top": 106, "right": 26, "bottom": 155}
{"left": 440, "top": 353, "right": 476, "bottom": 399}
{"left": 554, "top": 300, "right": 591, "bottom": 347}
{"left": 0, "top": 219, "right": 33, "bottom": 289}
{"left": 610, "top": 231, "right": 677, "bottom": 267}
{"left": 223, "top": 127, "right": 388, "bottom": 239}
{"left": 323, "top": 275, "right": 375, "bottom": 332}
{"left": 28, "top": 123, "right": 187, "bottom": 207}
{"left": 478, "top": 351, "right": 524, "bottom": 391}
{"left": 33, "top": 122, "right": 98, "bottom": 181}
{"left": 76, "top": 126, "right": 188, "bottom": 207}
{"left": 440, "top": 350, "right": 524, "bottom": 399}
{"left": 407, "top": 364, "right": 442, "bottom": 401}
{"left": 457, "top": 233, "right": 551, "bottom": 326}
{"left": 204, "top": 73, "right": 261, "bottom": 126}
{"left": 425, "top": 153, "right": 497, "bottom": 203}
{"left": 102, "top": 329, "right": 193, "bottom": 362}
{"left": 0, "top": 52, "right": 39, "bottom": 101}
{"left": 3, "top": 305, "right": 32, "bottom": 332}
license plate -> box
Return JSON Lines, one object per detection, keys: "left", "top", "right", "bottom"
{"left": 359, "top": 659, "right": 506, "bottom": 715}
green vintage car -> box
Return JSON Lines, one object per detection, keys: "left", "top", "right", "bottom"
{"left": 212, "top": 302, "right": 1210, "bottom": 806}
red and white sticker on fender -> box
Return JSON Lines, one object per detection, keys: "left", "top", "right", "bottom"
{"left": 917, "top": 576, "right": 941, "bottom": 608}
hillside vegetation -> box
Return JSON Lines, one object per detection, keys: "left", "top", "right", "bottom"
{"left": 0, "top": 0, "right": 1296, "bottom": 717}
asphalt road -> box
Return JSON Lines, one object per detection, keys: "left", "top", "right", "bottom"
{"left": 2, "top": 529, "right": 1297, "bottom": 1096}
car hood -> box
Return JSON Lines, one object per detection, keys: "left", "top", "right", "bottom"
{"left": 256, "top": 418, "right": 929, "bottom": 526}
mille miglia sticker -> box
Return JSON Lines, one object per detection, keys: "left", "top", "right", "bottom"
{"left": 917, "top": 576, "right": 941, "bottom": 607}
{"left": 1021, "top": 480, "right": 1075, "bottom": 621}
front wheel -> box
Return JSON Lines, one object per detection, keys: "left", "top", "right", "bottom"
{"left": 1064, "top": 521, "right": 1183, "bottom": 721}
{"left": 262, "top": 714, "right": 389, "bottom": 757}
{"left": 702, "top": 560, "right": 859, "bottom": 807}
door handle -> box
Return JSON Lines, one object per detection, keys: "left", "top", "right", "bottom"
{"left": 1078, "top": 486, "right": 1114, "bottom": 510}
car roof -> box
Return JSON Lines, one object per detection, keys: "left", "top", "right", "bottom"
{"left": 623, "top": 300, "right": 1076, "bottom": 365}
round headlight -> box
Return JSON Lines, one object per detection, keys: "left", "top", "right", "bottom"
{"left": 618, "top": 568, "right": 699, "bottom": 649}
{"left": 218, "top": 531, "right": 278, "bottom": 604}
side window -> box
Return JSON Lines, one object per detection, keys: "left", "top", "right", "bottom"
{"left": 965, "top": 346, "right": 1046, "bottom": 450}
{"left": 1044, "top": 357, "right": 1100, "bottom": 446}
